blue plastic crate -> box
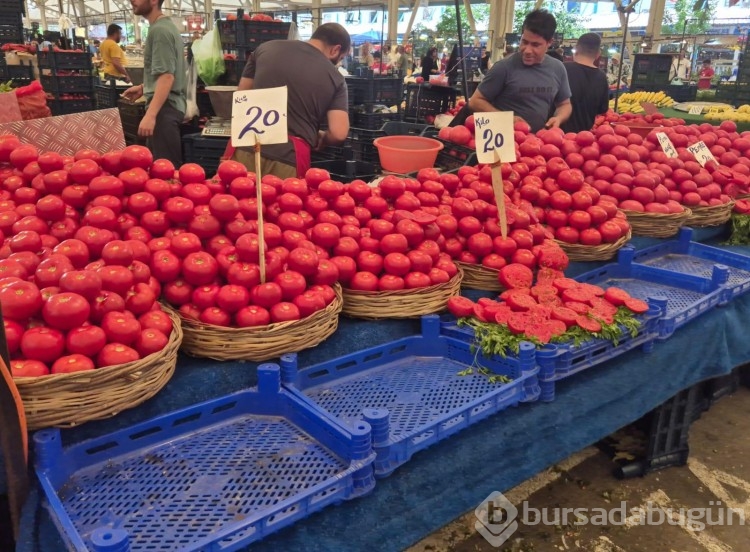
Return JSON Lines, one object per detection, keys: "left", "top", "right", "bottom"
{"left": 34, "top": 365, "right": 376, "bottom": 552}
{"left": 632, "top": 227, "right": 750, "bottom": 300}
{"left": 279, "top": 315, "right": 540, "bottom": 478}
{"left": 440, "top": 302, "right": 663, "bottom": 402}
{"left": 576, "top": 246, "right": 729, "bottom": 340}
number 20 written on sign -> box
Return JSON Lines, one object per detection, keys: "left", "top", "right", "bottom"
{"left": 238, "top": 106, "right": 280, "bottom": 139}
{"left": 481, "top": 128, "right": 504, "bottom": 153}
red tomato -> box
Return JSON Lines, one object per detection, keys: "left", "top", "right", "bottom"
{"left": 58, "top": 267, "right": 104, "bottom": 300}
{"left": 270, "top": 302, "right": 301, "bottom": 323}
{"left": 102, "top": 311, "right": 141, "bottom": 345}
{"left": 349, "top": 271, "right": 379, "bottom": 291}
{"left": 380, "top": 233, "right": 409, "bottom": 255}
{"left": 599, "top": 221, "right": 623, "bottom": 243}
{"left": 383, "top": 253, "right": 411, "bottom": 276}
{"left": 309, "top": 284, "right": 335, "bottom": 304}
{"left": 134, "top": 328, "right": 169, "bottom": 357}
{"left": 251, "top": 282, "right": 283, "bottom": 308}
{"left": 215, "top": 285, "right": 250, "bottom": 313}
{"left": 124, "top": 282, "right": 156, "bottom": 315}
{"left": 96, "top": 265, "right": 134, "bottom": 297}
{"left": 329, "top": 256, "right": 356, "bottom": 283}
{"left": 10, "top": 359, "right": 49, "bottom": 377}
{"left": 357, "top": 251, "right": 384, "bottom": 274}
{"left": 428, "top": 268, "right": 451, "bottom": 284}
{"left": 163, "top": 279, "right": 193, "bottom": 306}
{"left": 97, "top": 343, "right": 140, "bottom": 367}
{"left": 21, "top": 327, "right": 64, "bottom": 364}
{"left": 404, "top": 271, "right": 432, "bottom": 288}
{"left": 181, "top": 252, "right": 219, "bottom": 286}
{"left": 406, "top": 250, "right": 433, "bottom": 273}
{"left": 227, "top": 262, "right": 261, "bottom": 288}
{"left": 198, "top": 307, "right": 230, "bottom": 326}
{"left": 311, "top": 223, "right": 341, "bottom": 248}
{"left": 65, "top": 325, "right": 107, "bottom": 356}
{"left": 313, "top": 259, "right": 339, "bottom": 285}
{"left": 287, "top": 247, "right": 319, "bottom": 277}
{"left": 178, "top": 163, "right": 206, "bottom": 184}
{"left": 170, "top": 232, "right": 202, "bottom": 259}
{"left": 52, "top": 354, "right": 95, "bottom": 374}
{"left": 293, "top": 291, "right": 326, "bottom": 317}
{"left": 235, "top": 305, "right": 271, "bottom": 327}
{"left": 0, "top": 280, "right": 42, "bottom": 320}
{"left": 138, "top": 310, "right": 173, "bottom": 335}
{"left": 150, "top": 249, "right": 181, "bottom": 283}
{"left": 191, "top": 284, "right": 220, "bottom": 309}
{"left": 378, "top": 274, "right": 405, "bottom": 290}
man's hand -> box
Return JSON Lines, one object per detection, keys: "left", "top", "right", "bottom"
{"left": 122, "top": 84, "right": 143, "bottom": 102}
{"left": 545, "top": 116, "right": 563, "bottom": 129}
{"left": 138, "top": 113, "right": 156, "bottom": 137}
{"left": 513, "top": 116, "right": 527, "bottom": 125}
{"left": 314, "top": 130, "right": 327, "bottom": 151}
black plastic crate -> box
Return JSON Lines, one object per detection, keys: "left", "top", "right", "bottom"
{"left": 220, "top": 59, "right": 245, "bottom": 85}
{"left": 218, "top": 17, "right": 291, "bottom": 49}
{"left": 94, "top": 82, "right": 128, "bottom": 108}
{"left": 433, "top": 138, "right": 477, "bottom": 171}
{"left": 49, "top": 98, "right": 96, "bottom": 115}
{"left": 0, "top": 19, "right": 22, "bottom": 44}
{"left": 310, "top": 159, "right": 377, "bottom": 183}
{"left": 37, "top": 50, "right": 92, "bottom": 70}
{"left": 0, "top": 0, "right": 23, "bottom": 10}
{"left": 118, "top": 98, "right": 147, "bottom": 136}
{"left": 614, "top": 384, "right": 699, "bottom": 479}
{"left": 404, "top": 84, "right": 456, "bottom": 122}
{"left": 348, "top": 127, "right": 385, "bottom": 166}
{"left": 196, "top": 89, "right": 214, "bottom": 117}
{"left": 217, "top": 20, "right": 239, "bottom": 45}
{"left": 183, "top": 133, "right": 229, "bottom": 175}
{"left": 41, "top": 74, "right": 95, "bottom": 94}
{"left": 381, "top": 121, "right": 428, "bottom": 136}
{"left": 123, "top": 132, "right": 148, "bottom": 146}
{"left": 0, "top": 63, "right": 34, "bottom": 86}
{"left": 346, "top": 76, "right": 403, "bottom": 105}
{"left": 352, "top": 110, "right": 401, "bottom": 130}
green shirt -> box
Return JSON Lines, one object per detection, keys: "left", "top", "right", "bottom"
{"left": 144, "top": 16, "right": 187, "bottom": 115}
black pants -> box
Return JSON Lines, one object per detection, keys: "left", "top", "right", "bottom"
{"left": 149, "top": 104, "right": 184, "bottom": 166}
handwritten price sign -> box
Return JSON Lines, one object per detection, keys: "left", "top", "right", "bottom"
{"left": 687, "top": 141, "right": 716, "bottom": 167}
{"left": 231, "top": 86, "right": 288, "bottom": 148}
{"left": 655, "top": 132, "right": 678, "bottom": 159}
{"left": 474, "top": 112, "right": 516, "bottom": 164}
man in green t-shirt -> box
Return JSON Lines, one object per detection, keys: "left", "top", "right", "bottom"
{"left": 123, "top": 0, "right": 187, "bottom": 164}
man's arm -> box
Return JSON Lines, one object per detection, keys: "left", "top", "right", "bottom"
{"left": 139, "top": 74, "right": 174, "bottom": 137}
{"left": 545, "top": 99, "right": 572, "bottom": 128}
{"left": 317, "top": 110, "right": 349, "bottom": 149}
{"left": 468, "top": 88, "right": 497, "bottom": 113}
{"left": 238, "top": 77, "right": 254, "bottom": 91}
{"left": 111, "top": 57, "right": 130, "bottom": 81}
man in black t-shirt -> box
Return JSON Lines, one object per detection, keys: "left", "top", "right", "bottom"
{"left": 561, "top": 33, "right": 609, "bottom": 133}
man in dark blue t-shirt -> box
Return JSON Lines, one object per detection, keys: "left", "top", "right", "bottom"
{"left": 468, "top": 10, "right": 572, "bottom": 132}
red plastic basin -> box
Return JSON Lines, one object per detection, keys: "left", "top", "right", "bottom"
{"left": 373, "top": 136, "right": 444, "bottom": 174}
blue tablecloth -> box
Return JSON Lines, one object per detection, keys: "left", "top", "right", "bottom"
{"left": 14, "top": 228, "right": 750, "bottom": 552}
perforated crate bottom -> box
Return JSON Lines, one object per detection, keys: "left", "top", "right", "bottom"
{"left": 56, "top": 414, "right": 348, "bottom": 551}
{"left": 302, "top": 355, "right": 512, "bottom": 440}
{"left": 639, "top": 253, "right": 750, "bottom": 288}
{"left": 594, "top": 277, "right": 705, "bottom": 318}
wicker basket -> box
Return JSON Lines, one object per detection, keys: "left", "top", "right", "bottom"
{"left": 684, "top": 201, "right": 734, "bottom": 228}
{"left": 455, "top": 261, "right": 502, "bottom": 291}
{"left": 14, "top": 310, "right": 182, "bottom": 431}
{"left": 165, "top": 284, "right": 343, "bottom": 361}
{"left": 621, "top": 208, "right": 692, "bottom": 238}
{"left": 341, "top": 269, "right": 463, "bottom": 319}
{"left": 556, "top": 230, "right": 632, "bottom": 262}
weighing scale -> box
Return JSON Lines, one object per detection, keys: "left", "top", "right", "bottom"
{"left": 201, "top": 117, "right": 232, "bottom": 137}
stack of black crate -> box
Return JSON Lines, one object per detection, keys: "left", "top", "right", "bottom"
{"left": 37, "top": 48, "right": 96, "bottom": 115}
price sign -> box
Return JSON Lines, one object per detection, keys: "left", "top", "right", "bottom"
{"left": 687, "top": 141, "right": 717, "bottom": 167}
{"left": 473, "top": 112, "right": 517, "bottom": 165}
{"left": 656, "top": 132, "right": 678, "bottom": 159}
{"left": 231, "top": 86, "right": 288, "bottom": 148}
{"left": 640, "top": 102, "right": 659, "bottom": 116}
{"left": 688, "top": 105, "right": 703, "bottom": 115}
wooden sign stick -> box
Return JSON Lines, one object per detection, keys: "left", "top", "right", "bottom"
{"left": 254, "top": 138, "right": 266, "bottom": 284}
{"left": 491, "top": 148, "right": 508, "bottom": 239}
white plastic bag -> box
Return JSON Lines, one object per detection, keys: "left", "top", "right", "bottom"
{"left": 184, "top": 59, "right": 199, "bottom": 121}
{"left": 192, "top": 29, "right": 225, "bottom": 85}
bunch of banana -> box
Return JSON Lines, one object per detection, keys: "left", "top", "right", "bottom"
{"left": 617, "top": 91, "right": 676, "bottom": 108}
{"left": 609, "top": 99, "right": 645, "bottom": 114}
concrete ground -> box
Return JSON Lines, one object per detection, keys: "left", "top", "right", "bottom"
{"left": 408, "top": 386, "right": 750, "bottom": 552}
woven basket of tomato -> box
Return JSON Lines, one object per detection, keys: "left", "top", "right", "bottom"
{"left": 13, "top": 308, "right": 182, "bottom": 431}
{"left": 164, "top": 283, "right": 343, "bottom": 361}
{"left": 620, "top": 209, "right": 692, "bottom": 238}
{"left": 684, "top": 201, "right": 734, "bottom": 228}
{"left": 341, "top": 268, "right": 462, "bottom": 319}
{"left": 555, "top": 230, "right": 632, "bottom": 263}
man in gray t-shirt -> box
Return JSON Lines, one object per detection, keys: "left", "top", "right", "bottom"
{"left": 235, "top": 23, "right": 350, "bottom": 178}
{"left": 469, "top": 10, "right": 571, "bottom": 132}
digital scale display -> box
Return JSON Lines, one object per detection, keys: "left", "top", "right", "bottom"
{"left": 201, "top": 117, "right": 232, "bottom": 137}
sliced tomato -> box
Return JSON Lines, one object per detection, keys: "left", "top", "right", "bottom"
{"left": 507, "top": 312, "right": 530, "bottom": 334}
{"left": 589, "top": 297, "right": 618, "bottom": 314}
{"left": 527, "top": 304, "right": 553, "bottom": 321}
{"left": 604, "top": 287, "right": 631, "bottom": 306}
{"left": 552, "top": 307, "right": 579, "bottom": 327}
{"left": 493, "top": 307, "right": 513, "bottom": 325}
{"left": 506, "top": 293, "right": 537, "bottom": 312}
{"left": 579, "top": 283, "right": 605, "bottom": 297}
{"left": 477, "top": 297, "right": 497, "bottom": 308}
{"left": 624, "top": 297, "right": 649, "bottom": 314}
{"left": 447, "top": 296, "right": 475, "bottom": 318}
{"left": 411, "top": 210, "right": 437, "bottom": 225}
{"left": 590, "top": 309, "right": 615, "bottom": 325}
{"left": 566, "top": 301, "right": 591, "bottom": 315}
{"left": 498, "top": 263, "right": 533, "bottom": 289}
{"left": 537, "top": 295, "right": 563, "bottom": 307}
{"left": 552, "top": 278, "right": 579, "bottom": 292}
{"left": 473, "top": 303, "right": 489, "bottom": 322}
{"left": 547, "top": 319, "right": 568, "bottom": 337}
{"left": 561, "top": 287, "right": 597, "bottom": 304}
{"left": 536, "top": 267, "right": 565, "bottom": 286}
{"left": 524, "top": 323, "right": 552, "bottom": 344}
{"left": 576, "top": 315, "right": 602, "bottom": 333}
{"left": 530, "top": 285, "right": 558, "bottom": 300}
{"left": 537, "top": 244, "right": 570, "bottom": 270}
{"left": 500, "top": 287, "right": 530, "bottom": 301}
